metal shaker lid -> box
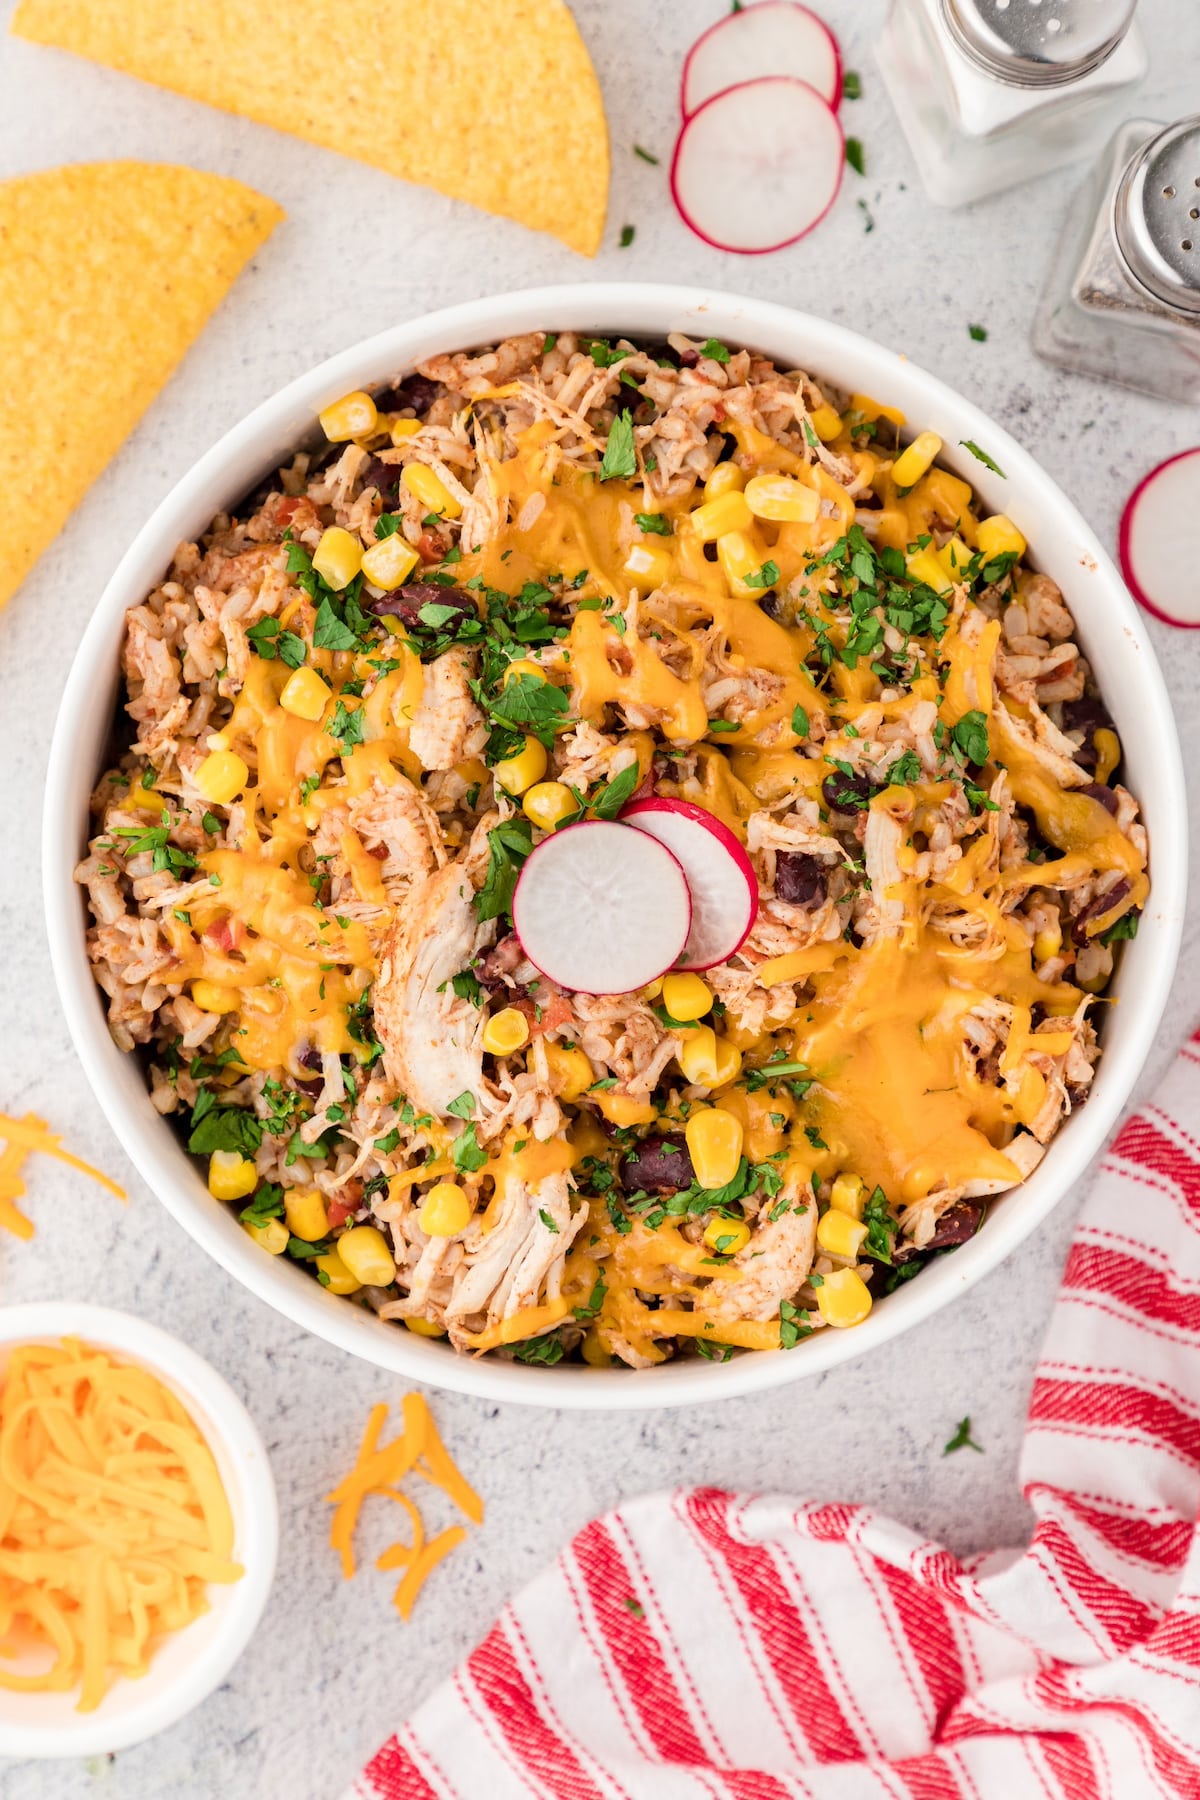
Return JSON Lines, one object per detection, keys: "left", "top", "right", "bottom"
{"left": 1114, "top": 117, "right": 1200, "bottom": 317}
{"left": 941, "top": 0, "right": 1137, "bottom": 86}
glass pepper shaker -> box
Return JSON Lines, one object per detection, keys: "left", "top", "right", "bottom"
{"left": 876, "top": 0, "right": 1148, "bottom": 208}
{"left": 1032, "top": 117, "right": 1200, "bottom": 403}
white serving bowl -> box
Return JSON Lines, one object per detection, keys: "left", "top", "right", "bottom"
{"left": 43, "top": 284, "right": 1187, "bottom": 1410}
{"left": 0, "top": 1302, "right": 277, "bottom": 1757}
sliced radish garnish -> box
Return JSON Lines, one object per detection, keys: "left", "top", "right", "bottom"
{"left": 622, "top": 798, "right": 758, "bottom": 971}
{"left": 681, "top": 2, "right": 842, "bottom": 117}
{"left": 513, "top": 821, "right": 691, "bottom": 996}
{"left": 1119, "top": 448, "right": 1200, "bottom": 628}
{"left": 670, "top": 76, "right": 844, "bottom": 255}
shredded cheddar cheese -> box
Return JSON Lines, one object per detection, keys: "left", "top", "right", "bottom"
{"left": 0, "top": 1114, "right": 125, "bottom": 1240}
{"left": 0, "top": 1338, "right": 242, "bottom": 1709}
{"left": 326, "top": 1394, "right": 481, "bottom": 1619}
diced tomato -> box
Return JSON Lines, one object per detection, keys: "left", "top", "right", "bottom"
{"left": 276, "top": 496, "right": 303, "bottom": 524}
{"left": 367, "top": 842, "right": 388, "bottom": 860}
{"left": 417, "top": 531, "right": 444, "bottom": 563}
{"left": 327, "top": 1196, "right": 356, "bottom": 1231}
{"left": 520, "top": 991, "right": 574, "bottom": 1036}
{"left": 203, "top": 916, "right": 244, "bottom": 953}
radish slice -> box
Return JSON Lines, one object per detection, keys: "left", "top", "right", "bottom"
{"left": 681, "top": 2, "right": 842, "bottom": 117}
{"left": 512, "top": 821, "right": 691, "bottom": 995}
{"left": 670, "top": 77, "right": 844, "bottom": 255}
{"left": 622, "top": 798, "right": 758, "bottom": 970}
{"left": 1119, "top": 448, "right": 1200, "bottom": 628}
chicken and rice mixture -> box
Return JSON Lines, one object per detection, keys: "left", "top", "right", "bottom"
{"left": 77, "top": 330, "right": 1148, "bottom": 1368}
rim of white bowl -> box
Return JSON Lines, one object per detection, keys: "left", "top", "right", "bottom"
{"left": 42, "top": 283, "right": 1188, "bottom": 1411}
{"left": 0, "top": 1302, "right": 278, "bottom": 1757}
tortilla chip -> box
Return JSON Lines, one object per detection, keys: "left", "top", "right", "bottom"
{"left": 0, "top": 163, "right": 281, "bottom": 611}
{"left": 11, "top": 0, "right": 609, "bottom": 256}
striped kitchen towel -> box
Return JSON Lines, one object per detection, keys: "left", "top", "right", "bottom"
{"left": 348, "top": 1034, "right": 1200, "bottom": 1799}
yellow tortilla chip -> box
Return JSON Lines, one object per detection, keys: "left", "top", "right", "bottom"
{"left": 12, "top": 0, "right": 609, "bottom": 256}
{"left": 0, "top": 163, "right": 282, "bottom": 611}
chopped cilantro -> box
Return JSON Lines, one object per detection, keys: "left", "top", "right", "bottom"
{"left": 845, "top": 137, "right": 866, "bottom": 175}
{"left": 943, "top": 1416, "right": 983, "bottom": 1455}
{"left": 700, "top": 338, "right": 731, "bottom": 364}
{"left": 633, "top": 144, "right": 659, "bottom": 164}
{"left": 745, "top": 559, "right": 780, "bottom": 590}
{"left": 327, "top": 700, "right": 365, "bottom": 750}
{"left": 951, "top": 709, "right": 990, "bottom": 766}
{"left": 475, "top": 818, "right": 533, "bottom": 923}
{"left": 600, "top": 410, "right": 637, "bottom": 481}
{"left": 313, "top": 597, "right": 358, "bottom": 651}
{"left": 843, "top": 69, "right": 862, "bottom": 99}
{"left": 779, "top": 1298, "right": 812, "bottom": 1349}
{"left": 538, "top": 1209, "right": 560, "bottom": 1234}
{"left": 590, "top": 761, "right": 640, "bottom": 819}
{"left": 451, "top": 969, "right": 483, "bottom": 1006}
{"left": 791, "top": 704, "right": 810, "bottom": 739}
{"left": 619, "top": 224, "right": 635, "bottom": 248}
{"left": 1101, "top": 911, "right": 1139, "bottom": 946}
{"left": 968, "top": 323, "right": 988, "bottom": 342}
{"left": 446, "top": 1091, "right": 476, "bottom": 1120}
{"left": 451, "top": 1122, "right": 487, "bottom": 1175}
{"left": 634, "top": 511, "right": 671, "bottom": 535}
{"left": 187, "top": 1089, "right": 262, "bottom": 1157}
{"left": 514, "top": 1332, "right": 564, "bottom": 1365}
{"left": 960, "top": 439, "right": 1006, "bottom": 478}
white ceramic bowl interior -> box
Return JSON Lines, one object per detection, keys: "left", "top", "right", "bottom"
{"left": 43, "top": 284, "right": 1187, "bottom": 1410}
{"left": 0, "top": 1303, "right": 278, "bottom": 1758}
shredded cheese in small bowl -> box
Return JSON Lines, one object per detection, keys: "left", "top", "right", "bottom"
{"left": 0, "top": 1303, "right": 277, "bottom": 1759}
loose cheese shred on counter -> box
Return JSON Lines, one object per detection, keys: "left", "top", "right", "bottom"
{"left": 0, "top": 1113, "right": 126, "bottom": 1241}
{"left": 326, "top": 1394, "right": 481, "bottom": 1619}
{"left": 0, "top": 1337, "right": 243, "bottom": 1710}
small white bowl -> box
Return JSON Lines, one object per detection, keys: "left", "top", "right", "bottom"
{"left": 0, "top": 1303, "right": 277, "bottom": 1759}
{"left": 43, "top": 284, "right": 1187, "bottom": 1410}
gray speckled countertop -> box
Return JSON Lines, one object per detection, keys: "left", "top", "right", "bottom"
{"left": 2, "top": 3, "right": 1198, "bottom": 1795}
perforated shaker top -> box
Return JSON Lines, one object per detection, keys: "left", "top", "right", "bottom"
{"left": 1114, "top": 117, "right": 1200, "bottom": 316}
{"left": 942, "top": 0, "right": 1137, "bottom": 85}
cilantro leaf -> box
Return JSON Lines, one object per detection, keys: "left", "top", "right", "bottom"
{"left": 845, "top": 137, "right": 866, "bottom": 175}
{"left": 475, "top": 818, "right": 533, "bottom": 923}
{"left": 327, "top": 701, "right": 365, "bottom": 750}
{"left": 451, "top": 1122, "right": 488, "bottom": 1174}
{"left": 313, "top": 597, "right": 358, "bottom": 651}
{"left": 960, "top": 439, "right": 1007, "bottom": 478}
{"left": 446, "top": 1091, "right": 476, "bottom": 1120}
{"left": 943, "top": 1416, "right": 983, "bottom": 1455}
{"left": 634, "top": 511, "right": 671, "bottom": 535}
{"left": 187, "top": 1091, "right": 262, "bottom": 1157}
{"left": 600, "top": 410, "right": 637, "bottom": 481}
{"left": 484, "top": 671, "right": 570, "bottom": 750}
{"left": 951, "top": 710, "right": 990, "bottom": 766}
{"left": 791, "top": 704, "right": 809, "bottom": 739}
{"left": 590, "top": 761, "right": 640, "bottom": 820}
{"left": 451, "top": 969, "right": 483, "bottom": 1006}
{"left": 746, "top": 560, "right": 780, "bottom": 591}
{"left": 700, "top": 338, "right": 731, "bottom": 364}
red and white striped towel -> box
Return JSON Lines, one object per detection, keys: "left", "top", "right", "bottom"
{"left": 349, "top": 1034, "right": 1200, "bottom": 1799}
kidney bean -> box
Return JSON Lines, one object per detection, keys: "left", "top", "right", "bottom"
{"left": 775, "top": 851, "right": 828, "bottom": 907}
{"left": 362, "top": 582, "right": 477, "bottom": 623}
{"left": 1071, "top": 877, "right": 1132, "bottom": 946}
{"left": 476, "top": 934, "right": 526, "bottom": 996}
{"left": 1080, "top": 782, "right": 1119, "bottom": 816}
{"left": 822, "top": 770, "right": 877, "bottom": 812}
{"left": 620, "top": 1135, "right": 695, "bottom": 1195}
{"left": 363, "top": 456, "right": 404, "bottom": 505}
{"left": 1062, "top": 694, "right": 1117, "bottom": 776}
{"left": 373, "top": 374, "right": 440, "bottom": 416}
{"left": 893, "top": 1198, "right": 985, "bottom": 1264}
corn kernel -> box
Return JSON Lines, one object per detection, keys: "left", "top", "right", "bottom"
{"left": 338, "top": 1223, "right": 397, "bottom": 1287}
{"left": 284, "top": 1187, "right": 329, "bottom": 1242}
{"left": 814, "top": 1267, "right": 873, "bottom": 1328}
{"left": 401, "top": 462, "right": 461, "bottom": 518}
{"left": 809, "top": 405, "right": 843, "bottom": 442}
{"left": 523, "top": 781, "right": 578, "bottom": 831}
{"left": 702, "top": 1216, "right": 751, "bottom": 1256}
{"left": 390, "top": 417, "right": 423, "bottom": 443}
{"left": 891, "top": 431, "right": 942, "bottom": 489}
{"left": 208, "top": 1151, "right": 258, "bottom": 1201}
{"left": 245, "top": 1217, "right": 289, "bottom": 1255}
{"left": 195, "top": 749, "right": 249, "bottom": 806}
{"left": 710, "top": 1037, "right": 743, "bottom": 1087}
{"left": 128, "top": 781, "right": 164, "bottom": 812}
{"left": 503, "top": 658, "right": 549, "bottom": 687}
{"left": 686, "top": 1106, "right": 744, "bottom": 1190}
{"left": 1034, "top": 924, "right": 1063, "bottom": 964}
{"left": 816, "top": 1209, "right": 869, "bottom": 1259}
{"left": 361, "top": 533, "right": 419, "bottom": 591}
{"left": 704, "top": 461, "right": 746, "bottom": 500}
{"left": 905, "top": 548, "right": 954, "bottom": 595}
{"left": 829, "top": 1174, "right": 865, "bottom": 1219}
{"left": 744, "top": 474, "right": 820, "bottom": 524}
{"left": 938, "top": 535, "right": 973, "bottom": 583}
{"left": 279, "top": 665, "right": 331, "bottom": 721}
{"left": 192, "top": 979, "right": 239, "bottom": 1016}
{"left": 1093, "top": 728, "right": 1121, "bottom": 785}
{"left": 581, "top": 1328, "right": 611, "bottom": 1367}
{"left": 494, "top": 734, "right": 547, "bottom": 796}
{"left": 543, "top": 1041, "right": 593, "bottom": 1101}
{"left": 419, "top": 1181, "right": 473, "bottom": 1237}
{"left": 482, "top": 1007, "right": 530, "bottom": 1055}
{"left": 316, "top": 1249, "right": 361, "bottom": 1295}
{"left": 662, "top": 971, "right": 713, "bottom": 1022}
{"left": 691, "top": 489, "right": 753, "bottom": 542}
{"left": 717, "top": 529, "right": 768, "bottom": 596}
{"left": 405, "top": 1315, "right": 446, "bottom": 1336}
{"left": 624, "top": 541, "right": 672, "bottom": 591}
{"left": 312, "top": 526, "right": 363, "bottom": 592}
{"left": 591, "top": 1089, "right": 655, "bottom": 1127}
{"left": 642, "top": 977, "right": 664, "bottom": 1001}
{"left": 678, "top": 1025, "right": 720, "bottom": 1086}
{"left": 977, "top": 513, "right": 1026, "bottom": 561}
{"left": 319, "top": 390, "right": 378, "bottom": 442}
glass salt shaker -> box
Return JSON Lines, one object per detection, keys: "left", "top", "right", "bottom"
{"left": 876, "top": 0, "right": 1148, "bottom": 208}
{"left": 1033, "top": 117, "right": 1200, "bottom": 404}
